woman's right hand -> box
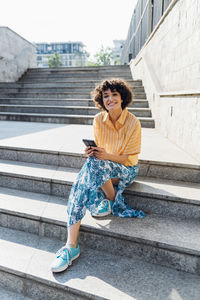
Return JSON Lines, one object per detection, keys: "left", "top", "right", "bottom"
{"left": 84, "top": 146, "right": 95, "bottom": 157}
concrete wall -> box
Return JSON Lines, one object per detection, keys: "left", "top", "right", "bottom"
{"left": 130, "top": 0, "right": 200, "bottom": 162}
{"left": 0, "top": 27, "right": 36, "bottom": 82}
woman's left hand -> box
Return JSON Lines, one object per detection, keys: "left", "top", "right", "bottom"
{"left": 92, "top": 147, "right": 109, "bottom": 160}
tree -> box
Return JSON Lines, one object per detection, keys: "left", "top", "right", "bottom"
{"left": 48, "top": 52, "right": 62, "bottom": 68}
{"left": 87, "top": 46, "right": 113, "bottom": 66}
{"left": 114, "top": 58, "right": 121, "bottom": 65}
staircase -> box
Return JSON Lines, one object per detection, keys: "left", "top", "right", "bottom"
{"left": 0, "top": 66, "right": 154, "bottom": 128}
{"left": 0, "top": 66, "right": 200, "bottom": 299}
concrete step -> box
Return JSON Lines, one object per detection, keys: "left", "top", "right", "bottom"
{"left": 18, "top": 78, "right": 143, "bottom": 85}
{"left": 20, "top": 74, "right": 133, "bottom": 80}
{"left": 0, "top": 158, "right": 199, "bottom": 219}
{"left": 0, "top": 286, "right": 32, "bottom": 300}
{"left": 23, "top": 72, "right": 133, "bottom": 78}
{"left": 26, "top": 69, "right": 132, "bottom": 75}
{"left": 0, "top": 145, "right": 199, "bottom": 183}
{"left": 25, "top": 68, "right": 132, "bottom": 75}
{"left": 0, "top": 92, "right": 146, "bottom": 99}
{"left": 0, "top": 105, "right": 152, "bottom": 117}
{"left": 0, "top": 121, "right": 198, "bottom": 173}
{"left": 0, "top": 98, "right": 149, "bottom": 108}
{"left": 0, "top": 92, "right": 91, "bottom": 99}
{"left": 0, "top": 81, "right": 142, "bottom": 88}
{"left": 19, "top": 74, "right": 132, "bottom": 83}
{"left": 0, "top": 140, "right": 199, "bottom": 180}
{"left": 23, "top": 68, "right": 132, "bottom": 74}
{"left": 0, "top": 86, "right": 145, "bottom": 93}
{"left": 19, "top": 76, "right": 133, "bottom": 83}
{"left": 27, "top": 65, "right": 131, "bottom": 72}
{"left": 2, "top": 143, "right": 200, "bottom": 182}
{"left": 0, "top": 87, "right": 92, "bottom": 93}
{"left": 0, "top": 227, "right": 199, "bottom": 300}
{"left": 0, "top": 113, "right": 154, "bottom": 127}
{"left": 0, "top": 187, "right": 200, "bottom": 275}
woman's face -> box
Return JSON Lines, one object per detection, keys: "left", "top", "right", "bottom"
{"left": 102, "top": 89, "right": 123, "bottom": 112}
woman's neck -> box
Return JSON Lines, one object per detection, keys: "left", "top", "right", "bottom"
{"left": 109, "top": 108, "right": 122, "bottom": 125}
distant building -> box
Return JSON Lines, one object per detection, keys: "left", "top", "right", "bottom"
{"left": 34, "top": 42, "right": 87, "bottom": 68}
{"left": 112, "top": 40, "right": 125, "bottom": 65}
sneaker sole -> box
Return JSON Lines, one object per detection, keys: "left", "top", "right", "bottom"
{"left": 92, "top": 211, "right": 111, "bottom": 217}
{"left": 51, "top": 252, "right": 80, "bottom": 273}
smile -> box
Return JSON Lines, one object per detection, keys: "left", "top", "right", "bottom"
{"left": 107, "top": 102, "right": 116, "bottom": 106}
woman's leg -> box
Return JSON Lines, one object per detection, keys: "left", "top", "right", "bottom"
{"left": 101, "top": 178, "right": 120, "bottom": 201}
{"left": 66, "top": 221, "right": 81, "bottom": 248}
{"left": 66, "top": 179, "right": 119, "bottom": 246}
{"left": 101, "top": 179, "right": 115, "bottom": 201}
{"left": 51, "top": 221, "right": 81, "bottom": 273}
{"left": 65, "top": 182, "right": 118, "bottom": 248}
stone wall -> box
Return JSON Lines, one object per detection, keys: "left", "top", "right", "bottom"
{"left": 130, "top": 0, "right": 200, "bottom": 162}
{"left": 0, "top": 27, "right": 36, "bottom": 82}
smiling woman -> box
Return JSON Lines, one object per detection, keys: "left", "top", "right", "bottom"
{"left": 51, "top": 78, "right": 145, "bottom": 274}
{"left": 92, "top": 78, "right": 141, "bottom": 166}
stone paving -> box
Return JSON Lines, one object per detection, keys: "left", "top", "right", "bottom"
{"left": 0, "top": 65, "right": 199, "bottom": 299}
{"left": 0, "top": 121, "right": 199, "bottom": 165}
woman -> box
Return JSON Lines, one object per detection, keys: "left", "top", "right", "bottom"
{"left": 51, "top": 78, "right": 145, "bottom": 273}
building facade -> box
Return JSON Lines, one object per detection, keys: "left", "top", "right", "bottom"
{"left": 35, "top": 42, "right": 87, "bottom": 68}
{"left": 112, "top": 40, "right": 125, "bottom": 65}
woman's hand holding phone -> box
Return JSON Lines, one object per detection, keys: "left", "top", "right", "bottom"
{"left": 84, "top": 146, "right": 109, "bottom": 160}
{"left": 83, "top": 139, "right": 97, "bottom": 157}
{"left": 83, "top": 139, "right": 109, "bottom": 160}
{"left": 93, "top": 147, "right": 109, "bottom": 160}
{"left": 84, "top": 146, "right": 95, "bottom": 157}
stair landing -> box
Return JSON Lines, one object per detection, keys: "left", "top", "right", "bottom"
{"left": 0, "top": 121, "right": 199, "bottom": 166}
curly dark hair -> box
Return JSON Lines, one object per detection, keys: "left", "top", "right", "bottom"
{"left": 92, "top": 78, "right": 133, "bottom": 111}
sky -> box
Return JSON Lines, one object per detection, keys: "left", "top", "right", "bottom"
{"left": 0, "top": 0, "right": 137, "bottom": 58}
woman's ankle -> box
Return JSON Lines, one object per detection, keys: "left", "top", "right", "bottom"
{"left": 66, "top": 242, "right": 77, "bottom": 248}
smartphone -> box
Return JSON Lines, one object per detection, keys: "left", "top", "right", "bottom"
{"left": 82, "top": 139, "right": 97, "bottom": 149}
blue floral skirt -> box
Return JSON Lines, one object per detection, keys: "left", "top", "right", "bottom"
{"left": 67, "top": 157, "right": 145, "bottom": 227}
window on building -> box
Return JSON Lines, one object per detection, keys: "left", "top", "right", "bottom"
{"left": 72, "top": 44, "right": 79, "bottom": 53}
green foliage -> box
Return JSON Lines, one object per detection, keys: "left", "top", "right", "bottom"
{"left": 87, "top": 46, "right": 113, "bottom": 66}
{"left": 86, "top": 60, "right": 99, "bottom": 66}
{"left": 114, "top": 58, "right": 121, "bottom": 65}
{"left": 48, "top": 53, "right": 62, "bottom": 68}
